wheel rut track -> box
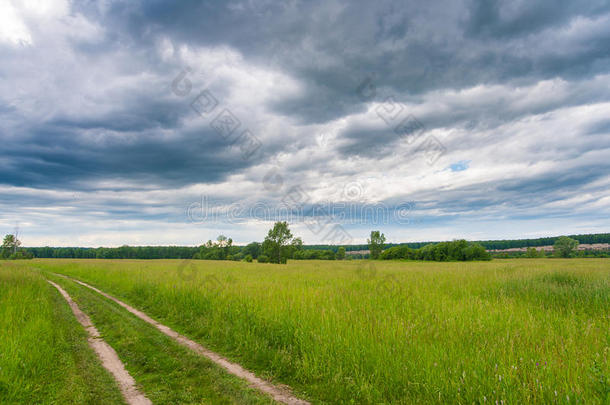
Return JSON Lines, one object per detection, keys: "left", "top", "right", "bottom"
{"left": 47, "top": 280, "right": 152, "bottom": 405}
{"left": 51, "top": 273, "right": 310, "bottom": 405}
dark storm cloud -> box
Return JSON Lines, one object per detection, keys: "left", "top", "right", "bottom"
{"left": 0, "top": 121, "right": 254, "bottom": 189}
{"left": 464, "top": 0, "right": 609, "bottom": 38}
{"left": 335, "top": 74, "right": 610, "bottom": 159}
{"left": 78, "top": 0, "right": 610, "bottom": 124}
{"left": 495, "top": 164, "right": 609, "bottom": 195}
{"left": 50, "top": 99, "right": 184, "bottom": 132}
{"left": 1, "top": 0, "right": 609, "bottom": 245}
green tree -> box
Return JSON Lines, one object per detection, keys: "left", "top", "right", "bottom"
{"left": 262, "top": 222, "right": 301, "bottom": 264}
{"left": 216, "top": 235, "right": 233, "bottom": 259}
{"left": 243, "top": 242, "right": 261, "bottom": 259}
{"left": 196, "top": 235, "right": 234, "bottom": 260}
{"left": 336, "top": 246, "right": 346, "bottom": 260}
{"left": 554, "top": 236, "right": 578, "bottom": 258}
{"left": 291, "top": 237, "right": 304, "bottom": 257}
{"left": 367, "top": 230, "right": 386, "bottom": 260}
{"left": 525, "top": 247, "right": 541, "bottom": 258}
{"left": 461, "top": 243, "right": 491, "bottom": 261}
{"left": 2, "top": 234, "right": 21, "bottom": 259}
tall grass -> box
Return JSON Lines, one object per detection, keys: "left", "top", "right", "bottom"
{"left": 44, "top": 273, "right": 274, "bottom": 405}
{"left": 33, "top": 258, "right": 610, "bottom": 404}
{"left": 0, "top": 261, "right": 124, "bottom": 404}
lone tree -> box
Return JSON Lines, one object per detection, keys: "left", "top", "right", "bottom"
{"left": 1, "top": 234, "right": 21, "bottom": 258}
{"left": 367, "top": 230, "right": 386, "bottom": 260}
{"left": 554, "top": 236, "right": 578, "bottom": 258}
{"left": 336, "top": 246, "right": 346, "bottom": 260}
{"left": 262, "top": 222, "right": 302, "bottom": 264}
{"left": 216, "top": 234, "right": 231, "bottom": 248}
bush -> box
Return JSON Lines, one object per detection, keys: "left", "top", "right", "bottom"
{"left": 257, "top": 255, "right": 269, "bottom": 263}
{"left": 461, "top": 243, "right": 491, "bottom": 261}
{"left": 243, "top": 254, "right": 253, "bottom": 262}
{"left": 6, "top": 251, "right": 33, "bottom": 260}
{"left": 293, "top": 249, "right": 336, "bottom": 260}
{"left": 380, "top": 245, "right": 414, "bottom": 260}
{"left": 525, "top": 247, "right": 542, "bottom": 258}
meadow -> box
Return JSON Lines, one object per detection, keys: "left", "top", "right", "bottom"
{"left": 20, "top": 258, "right": 608, "bottom": 404}
{"left": 0, "top": 261, "right": 124, "bottom": 404}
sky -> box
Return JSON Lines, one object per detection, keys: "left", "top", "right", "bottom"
{"left": 1, "top": 0, "right": 609, "bottom": 247}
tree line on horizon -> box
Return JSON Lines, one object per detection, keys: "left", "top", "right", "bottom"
{"left": 5, "top": 228, "right": 608, "bottom": 261}
{"left": 307, "top": 232, "right": 610, "bottom": 252}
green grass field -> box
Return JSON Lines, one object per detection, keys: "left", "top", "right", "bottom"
{"left": 0, "top": 260, "right": 275, "bottom": 405}
{"left": 20, "top": 258, "right": 608, "bottom": 404}
{"left": 43, "top": 272, "right": 274, "bottom": 405}
{"left": 0, "top": 261, "right": 125, "bottom": 404}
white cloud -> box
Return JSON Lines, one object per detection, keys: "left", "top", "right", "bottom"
{"left": 0, "top": 0, "right": 32, "bottom": 45}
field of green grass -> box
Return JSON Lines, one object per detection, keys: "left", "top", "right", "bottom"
{"left": 0, "top": 261, "right": 125, "bottom": 404}
{"left": 18, "top": 259, "right": 610, "bottom": 403}
{"left": 0, "top": 261, "right": 275, "bottom": 405}
{"left": 43, "top": 272, "right": 273, "bottom": 404}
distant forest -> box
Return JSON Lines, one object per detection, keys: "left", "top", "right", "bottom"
{"left": 306, "top": 233, "right": 610, "bottom": 252}
{"left": 23, "top": 233, "right": 610, "bottom": 259}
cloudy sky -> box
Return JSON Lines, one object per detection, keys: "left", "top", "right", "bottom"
{"left": 1, "top": 0, "right": 609, "bottom": 247}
